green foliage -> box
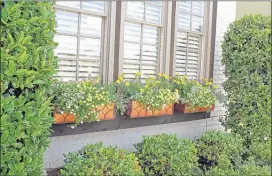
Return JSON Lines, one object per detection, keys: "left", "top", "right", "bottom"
{"left": 52, "top": 79, "right": 116, "bottom": 125}
{"left": 1, "top": 1, "right": 57, "bottom": 175}
{"left": 134, "top": 134, "right": 199, "bottom": 176}
{"left": 221, "top": 14, "right": 271, "bottom": 143}
{"left": 205, "top": 155, "right": 271, "bottom": 176}
{"left": 116, "top": 73, "right": 178, "bottom": 115}
{"left": 60, "top": 143, "right": 143, "bottom": 176}
{"left": 196, "top": 131, "right": 244, "bottom": 168}
{"left": 171, "top": 75, "right": 219, "bottom": 110}
{"left": 248, "top": 140, "right": 271, "bottom": 166}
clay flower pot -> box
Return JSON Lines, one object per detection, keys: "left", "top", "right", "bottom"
{"left": 174, "top": 103, "right": 215, "bottom": 113}
{"left": 54, "top": 103, "right": 115, "bottom": 124}
{"left": 125, "top": 101, "right": 174, "bottom": 118}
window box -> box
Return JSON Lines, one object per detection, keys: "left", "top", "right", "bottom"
{"left": 54, "top": 103, "right": 115, "bottom": 124}
{"left": 174, "top": 103, "right": 214, "bottom": 113}
{"left": 125, "top": 101, "right": 174, "bottom": 118}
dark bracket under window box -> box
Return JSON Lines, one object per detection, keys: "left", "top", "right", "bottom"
{"left": 51, "top": 112, "right": 211, "bottom": 137}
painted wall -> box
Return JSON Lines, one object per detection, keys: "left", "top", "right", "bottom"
{"left": 236, "top": 1, "right": 271, "bottom": 19}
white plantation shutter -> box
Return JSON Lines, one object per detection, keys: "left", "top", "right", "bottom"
{"left": 54, "top": 1, "right": 106, "bottom": 81}
{"left": 123, "top": 1, "right": 163, "bottom": 80}
{"left": 175, "top": 1, "right": 205, "bottom": 80}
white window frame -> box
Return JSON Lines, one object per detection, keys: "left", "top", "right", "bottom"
{"left": 54, "top": 1, "right": 116, "bottom": 83}
{"left": 170, "top": 1, "right": 214, "bottom": 79}
{"left": 114, "top": 1, "right": 172, "bottom": 80}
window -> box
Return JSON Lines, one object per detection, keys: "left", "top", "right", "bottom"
{"left": 121, "top": 1, "right": 164, "bottom": 79}
{"left": 174, "top": 1, "right": 208, "bottom": 79}
{"left": 54, "top": 1, "right": 115, "bottom": 82}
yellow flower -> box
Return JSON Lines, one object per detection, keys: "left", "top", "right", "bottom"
{"left": 135, "top": 72, "right": 141, "bottom": 77}
{"left": 116, "top": 80, "right": 121, "bottom": 84}
{"left": 175, "top": 89, "right": 179, "bottom": 93}
{"left": 125, "top": 82, "right": 130, "bottom": 86}
{"left": 158, "top": 73, "right": 162, "bottom": 77}
{"left": 213, "top": 85, "right": 219, "bottom": 89}
{"left": 140, "top": 88, "right": 144, "bottom": 92}
{"left": 118, "top": 76, "right": 124, "bottom": 81}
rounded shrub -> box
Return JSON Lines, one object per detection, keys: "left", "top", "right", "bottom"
{"left": 1, "top": 1, "right": 57, "bottom": 175}
{"left": 134, "top": 134, "right": 199, "bottom": 176}
{"left": 60, "top": 143, "right": 143, "bottom": 176}
{"left": 196, "top": 131, "right": 244, "bottom": 168}
{"left": 205, "top": 155, "right": 271, "bottom": 176}
{"left": 221, "top": 14, "right": 271, "bottom": 143}
{"left": 248, "top": 140, "right": 271, "bottom": 166}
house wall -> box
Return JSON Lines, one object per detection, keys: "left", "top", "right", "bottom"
{"left": 236, "top": 1, "right": 271, "bottom": 19}
{"left": 43, "top": 1, "right": 236, "bottom": 169}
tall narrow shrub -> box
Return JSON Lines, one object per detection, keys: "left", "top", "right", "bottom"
{"left": 221, "top": 14, "right": 271, "bottom": 144}
{"left": 1, "top": 1, "right": 57, "bottom": 175}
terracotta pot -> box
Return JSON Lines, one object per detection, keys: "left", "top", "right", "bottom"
{"left": 54, "top": 103, "right": 115, "bottom": 124}
{"left": 174, "top": 103, "right": 214, "bottom": 113}
{"left": 125, "top": 101, "right": 174, "bottom": 118}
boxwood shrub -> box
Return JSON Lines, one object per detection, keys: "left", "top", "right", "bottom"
{"left": 221, "top": 14, "right": 271, "bottom": 143}
{"left": 1, "top": 1, "right": 57, "bottom": 175}
{"left": 196, "top": 131, "right": 244, "bottom": 168}
{"left": 134, "top": 134, "right": 200, "bottom": 176}
{"left": 60, "top": 143, "right": 143, "bottom": 176}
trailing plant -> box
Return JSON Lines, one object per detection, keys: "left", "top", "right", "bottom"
{"left": 60, "top": 142, "right": 143, "bottom": 176}
{"left": 196, "top": 131, "right": 244, "bottom": 169}
{"left": 221, "top": 14, "right": 271, "bottom": 144}
{"left": 134, "top": 134, "right": 200, "bottom": 176}
{"left": 171, "top": 75, "right": 218, "bottom": 110}
{"left": 52, "top": 78, "right": 116, "bottom": 125}
{"left": 1, "top": 1, "right": 57, "bottom": 175}
{"left": 115, "top": 73, "right": 178, "bottom": 115}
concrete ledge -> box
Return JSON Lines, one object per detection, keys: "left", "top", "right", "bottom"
{"left": 51, "top": 112, "right": 210, "bottom": 137}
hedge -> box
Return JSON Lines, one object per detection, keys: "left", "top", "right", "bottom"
{"left": 60, "top": 143, "right": 143, "bottom": 176}
{"left": 134, "top": 134, "right": 200, "bottom": 176}
{"left": 221, "top": 14, "right": 271, "bottom": 144}
{"left": 1, "top": 1, "right": 57, "bottom": 175}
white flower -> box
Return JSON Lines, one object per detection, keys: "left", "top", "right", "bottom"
{"left": 264, "top": 137, "right": 268, "bottom": 140}
{"left": 71, "top": 125, "right": 75, "bottom": 129}
{"left": 227, "top": 129, "right": 232, "bottom": 133}
{"left": 81, "top": 121, "right": 83, "bottom": 124}
{"left": 238, "top": 123, "right": 243, "bottom": 127}
{"left": 60, "top": 111, "right": 64, "bottom": 114}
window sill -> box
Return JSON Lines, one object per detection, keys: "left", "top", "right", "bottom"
{"left": 51, "top": 112, "right": 210, "bottom": 137}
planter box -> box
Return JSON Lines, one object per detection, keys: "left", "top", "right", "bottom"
{"left": 174, "top": 103, "right": 214, "bottom": 113}
{"left": 125, "top": 101, "right": 173, "bottom": 118}
{"left": 54, "top": 103, "right": 115, "bottom": 124}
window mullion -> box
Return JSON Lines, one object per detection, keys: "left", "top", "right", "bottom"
{"left": 76, "top": 2, "right": 82, "bottom": 80}
{"left": 185, "top": 33, "right": 189, "bottom": 75}
{"left": 140, "top": 23, "right": 144, "bottom": 80}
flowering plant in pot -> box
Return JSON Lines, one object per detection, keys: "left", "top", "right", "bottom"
{"left": 52, "top": 78, "right": 116, "bottom": 125}
{"left": 115, "top": 72, "right": 179, "bottom": 118}
{"left": 171, "top": 75, "right": 218, "bottom": 113}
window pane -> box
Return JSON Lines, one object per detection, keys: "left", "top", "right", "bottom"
{"left": 78, "top": 61, "right": 100, "bottom": 80}
{"left": 79, "top": 38, "right": 101, "bottom": 60}
{"left": 179, "top": 1, "right": 191, "bottom": 12}
{"left": 178, "top": 13, "right": 191, "bottom": 30}
{"left": 142, "top": 65, "right": 157, "bottom": 78}
{"left": 188, "top": 34, "right": 200, "bottom": 50}
{"left": 143, "top": 26, "right": 158, "bottom": 44}
{"left": 192, "top": 16, "right": 203, "bottom": 32}
{"left": 123, "top": 64, "right": 140, "bottom": 79}
{"left": 57, "top": 60, "right": 77, "bottom": 81}
{"left": 142, "top": 45, "right": 158, "bottom": 65}
{"left": 126, "top": 2, "right": 144, "bottom": 20}
{"left": 56, "top": 1, "right": 80, "bottom": 9}
{"left": 123, "top": 42, "right": 141, "bottom": 62}
{"left": 82, "top": 1, "right": 105, "bottom": 13}
{"left": 124, "top": 23, "right": 141, "bottom": 43}
{"left": 54, "top": 35, "right": 77, "bottom": 60}
{"left": 81, "top": 15, "right": 102, "bottom": 37}
{"left": 56, "top": 11, "right": 78, "bottom": 34}
{"left": 146, "top": 4, "right": 162, "bottom": 24}
{"left": 177, "top": 32, "right": 187, "bottom": 50}
{"left": 192, "top": 1, "right": 204, "bottom": 16}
